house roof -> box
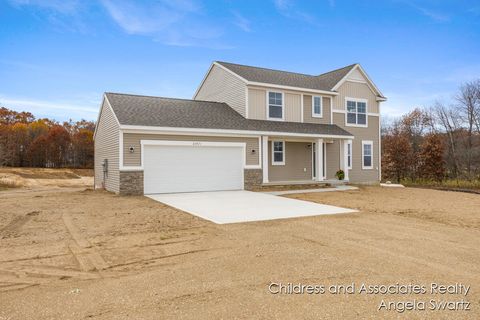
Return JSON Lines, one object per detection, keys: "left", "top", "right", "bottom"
{"left": 105, "top": 92, "right": 353, "bottom": 137}
{"left": 215, "top": 61, "right": 357, "bottom": 92}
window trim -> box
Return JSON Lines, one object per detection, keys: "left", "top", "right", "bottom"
{"left": 347, "top": 140, "right": 352, "bottom": 169}
{"left": 361, "top": 140, "right": 373, "bottom": 170}
{"left": 266, "top": 91, "right": 285, "bottom": 121}
{"left": 345, "top": 97, "right": 368, "bottom": 128}
{"left": 312, "top": 95, "right": 323, "bottom": 118}
{"left": 271, "top": 140, "right": 285, "bottom": 166}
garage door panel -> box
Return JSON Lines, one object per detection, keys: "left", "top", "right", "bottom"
{"left": 144, "top": 144, "right": 244, "bottom": 194}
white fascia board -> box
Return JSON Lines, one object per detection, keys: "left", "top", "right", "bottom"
{"left": 248, "top": 82, "right": 337, "bottom": 96}
{"left": 192, "top": 63, "right": 215, "bottom": 99}
{"left": 331, "top": 64, "right": 386, "bottom": 99}
{"left": 93, "top": 94, "right": 121, "bottom": 140}
{"left": 119, "top": 125, "right": 354, "bottom": 140}
{"left": 199, "top": 62, "right": 339, "bottom": 97}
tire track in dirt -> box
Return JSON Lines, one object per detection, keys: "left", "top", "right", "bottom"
{"left": 0, "top": 211, "right": 38, "bottom": 238}
{"left": 62, "top": 213, "right": 109, "bottom": 272}
{"left": 295, "top": 220, "right": 478, "bottom": 277}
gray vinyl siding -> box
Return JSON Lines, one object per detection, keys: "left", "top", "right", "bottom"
{"left": 332, "top": 113, "right": 380, "bottom": 183}
{"left": 94, "top": 99, "right": 120, "bottom": 193}
{"left": 122, "top": 133, "right": 259, "bottom": 167}
{"left": 195, "top": 64, "right": 247, "bottom": 117}
{"left": 268, "top": 141, "right": 312, "bottom": 181}
{"left": 303, "top": 95, "right": 331, "bottom": 124}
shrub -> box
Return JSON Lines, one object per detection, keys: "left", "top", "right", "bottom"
{"left": 335, "top": 169, "right": 345, "bottom": 180}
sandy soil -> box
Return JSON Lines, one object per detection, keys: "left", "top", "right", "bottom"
{"left": 0, "top": 183, "right": 479, "bottom": 319}
{"left": 0, "top": 167, "right": 93, "bottom": 190}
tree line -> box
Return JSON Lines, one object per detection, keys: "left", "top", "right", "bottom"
{"left": 382, "top": 79, "right": 480, "bottom": 183}
{"left": 0, "top": 107, "right": 95, "bottom": 168}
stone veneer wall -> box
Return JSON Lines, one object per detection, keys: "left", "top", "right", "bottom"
{"left": 119, "top": 169, "right": 262, "bottom": 195}
{"left": 119, "top": 171, "right": 144, "bottom": 195}
{"left": 244, "top": 169, "right": 263, "bottom": 190}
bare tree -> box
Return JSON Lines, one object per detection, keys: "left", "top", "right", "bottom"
{"left": 432, "top": 102, "right": 460, "bottom": 177}
{"left": 456, "top": 80, "right": 480, "bottom": 178}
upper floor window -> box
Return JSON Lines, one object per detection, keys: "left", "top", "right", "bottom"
{"left": 268, "top": 91, "right": 284, "bottom": 120}
{"left": 312, "top": 96, "right": 322, "bottom": 118}
{"left": 346, "top": 98, "right": 367, "bottom": 126}
{"left": 362, "top": 140, "right": 373, "bottom": 169}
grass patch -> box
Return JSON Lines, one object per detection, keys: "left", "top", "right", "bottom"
{"left": 0, "top": 180, "right": 21, "bottom": 190}
{"left": 401, "top": 178, "right": 480, "bottom": 192}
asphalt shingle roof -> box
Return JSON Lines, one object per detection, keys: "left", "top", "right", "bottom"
{"left": 106, "top": 93, "right": 353, "bottom": 137}
{"left": 215, "top": 61, "right": 357, "bottom": 91}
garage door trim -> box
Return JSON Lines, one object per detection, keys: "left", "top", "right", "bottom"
{"left": 141, "top": 140, "right": 246, "bottom": 194}
{"left": 140, "top": 139, "right": 247, "bottom": 168}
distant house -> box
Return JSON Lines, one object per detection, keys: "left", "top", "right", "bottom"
{"left": 94, "top": 61, "right": 386, "bottom": 195}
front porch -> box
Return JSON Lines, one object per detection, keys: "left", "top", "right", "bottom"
{"left": 260, "top": 135, "right": 352, "bottom": 186}
{"left": 262, "top": 179, "right": 347, "bottom": 186}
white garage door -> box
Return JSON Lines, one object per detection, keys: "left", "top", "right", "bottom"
{"left": 143, "top": 141, "right": 245, "bottom": 194}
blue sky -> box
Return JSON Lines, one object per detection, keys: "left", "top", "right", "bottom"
{"left": 1, "top": 0, "right": 479, "bottom": 121}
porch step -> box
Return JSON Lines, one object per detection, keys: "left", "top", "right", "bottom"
{"left": 262, "top": 179, "right": 347, "bottom": 187}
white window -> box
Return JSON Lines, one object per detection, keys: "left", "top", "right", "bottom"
{"left": 346, "top": 98, "right": 367, "bottom": 126}
{"left": 312, "top": 96, "right": 322, "bottom": 118}
{"left": 268, "top": 91, "right": 284, "bottom": 120}
{"left": 347, "top": 141, "right": 352, "bottom": 169}
{"left": 272, "top": 141, "right": 285, "bottom": 165}
{"left": 362, "top": 141, "right": 373, "bottom": 169}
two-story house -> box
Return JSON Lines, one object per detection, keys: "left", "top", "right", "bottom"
{"left": 94, "top": 61, "right": 386, "bottom": 195}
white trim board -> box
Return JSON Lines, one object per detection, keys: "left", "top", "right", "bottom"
{"left": 266, "top": 90, "right": 285, "bottom": 121}
{"left": 332, "top": 64, "right": 386, "bottom": 99}
{"left": 139, "top": 140, "right": 247, "bottom": 170}
{"left": 312, "top": 95, "right": 323, "bottom": 118}
{"left": 93, "top": 94, "right": 121, "bottom": 139}
{"left": 271, "top": 140, "right": 285, "bottom": 166}
{"left": 361, "top": 140, "right": 374, "bottom": 170}
{"left": 119, "top": 125, "right": 354, "bottom": 140}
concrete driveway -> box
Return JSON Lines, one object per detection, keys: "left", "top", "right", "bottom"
{"left": 146, "top": 190, "right": 356, "bottom": 224}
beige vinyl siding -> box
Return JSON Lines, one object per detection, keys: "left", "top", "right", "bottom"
{"left": 268, "top": 141, "right": 312, "bottom": 181}
{"left": 94, "top": 99, "right": 120, "bottom": 193}
{"left": 325, "top": 141, "right": 340, "bottom": 179}
{"left": 332, "top": 81, "right": 379, "bottom": 113}
{"left": 248, "top": 86, "right": 336, "bottom": 122}
{"left": 332, "top": 113, "right": 380, "bottom": 183}
{"left": 284, "top": 93, "right": 301, "bottom": 122}
{"left": 248, "top": 88, "right": 266, "bottom": 120}
{"left": 195, "top": 64, "right": 247, "bottom": 116}
{"left": 123, "top": 134, "right": 259, "bottom": 167}
{"left": 303, "top": 95, "right": 331, "bottom": 124}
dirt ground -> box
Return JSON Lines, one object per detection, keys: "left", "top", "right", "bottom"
{"left": 0, "top": 173, "right": 479, "bottom": 319}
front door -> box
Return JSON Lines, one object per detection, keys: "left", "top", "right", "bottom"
{"left": 312, "top": 142, "right": 326, "bottom": 179}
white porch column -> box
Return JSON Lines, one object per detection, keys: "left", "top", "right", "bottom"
{"left": 262, "top": 136, "right": 269, "bottom": 183}
{"left": 315, "top": 139, "right": 324, "bottom": 181}
{"left": 343, "top": 139, "right": 351, "bottom": 181}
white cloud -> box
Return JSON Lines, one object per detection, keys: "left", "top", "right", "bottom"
{"left": 396, "top": 0, "right": 450, "bottom": 22}
{"left": 0, "top": 95, "right": 99, "bottom": 121}
{"left": 100, "top": 0, "right": 227, "bottom": 48}
{"left": 272, "top": 0, "right": 318, "bottom": 25}
{"left": 8, "top": 0, "right": 80, "bottom": 14}
{"left": 232, "top": 11, "right": 251, "bottom": 32}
